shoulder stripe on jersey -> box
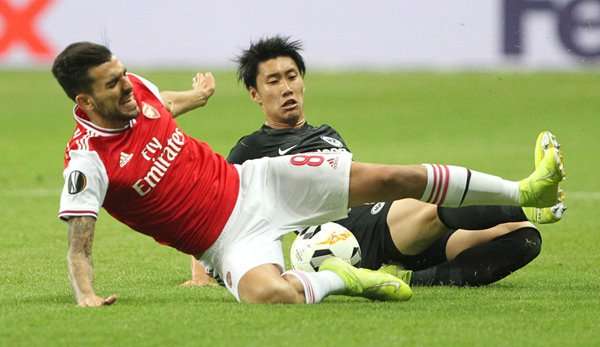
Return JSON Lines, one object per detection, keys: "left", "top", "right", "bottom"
{"left": 75, "top": 132, "right": 89, "bottom": 151}
{"left": 72, "top": 130, "right": 101, "bottom": 151}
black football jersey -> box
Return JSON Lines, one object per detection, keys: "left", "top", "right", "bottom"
{"left": 227, "top": 123, "right": 350, "bottom": 164}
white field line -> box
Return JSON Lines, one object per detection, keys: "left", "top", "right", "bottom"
{"left": 2, "top": 188, "right": 600, "bottom": 200}
{"left": 567, "top": 191, "right": 600, "bottom": 200}
{"left": 1, "top": 188, "right": 60, "bottom": 197}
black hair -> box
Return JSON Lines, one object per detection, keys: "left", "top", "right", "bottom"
{"left": 235, "top": 35, "right": 306, "bottom": 90}
{"left": 51, "top": 42, "right": 113, "bottom": 101}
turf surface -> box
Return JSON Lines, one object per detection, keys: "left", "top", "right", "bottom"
{"left": 1, "top": 70, "right": 598, "bottom": 346}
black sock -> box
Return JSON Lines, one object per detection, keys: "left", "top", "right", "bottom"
{"left": 411, "top": 227, "right": 542, "bottom": 286}
{"left": 437, "top": 205, "right": 528, "bottom": 230}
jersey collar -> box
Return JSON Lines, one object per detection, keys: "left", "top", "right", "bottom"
{"left": 261, "top": 122, "right": 310, "bottom": 134}
{"left": 72, "top": 106, "right": 137, "bottom": 137}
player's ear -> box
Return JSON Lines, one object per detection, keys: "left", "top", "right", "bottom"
{"left": 75, "top": 94, "right": 95, "bottom": 113}
{"left": 249, "top": 87, "right": 262, "bottom": 106}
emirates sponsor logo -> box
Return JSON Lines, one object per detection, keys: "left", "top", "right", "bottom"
{"left": 119, "top": 152, "right": 133, "bottom": 168}
{"left": 142, "top": 102, "right": 160, "bottom": 119}
{"left": 132, "top": 128, "right": 185, "bottom": 196}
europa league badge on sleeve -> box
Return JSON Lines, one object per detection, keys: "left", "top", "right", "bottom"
{"left": 67, "top": 170, "right": 87, "bottom": 194}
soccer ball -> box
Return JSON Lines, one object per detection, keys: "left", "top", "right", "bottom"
{"left": 290, "top": 222, "right": 361, "bottom": 272}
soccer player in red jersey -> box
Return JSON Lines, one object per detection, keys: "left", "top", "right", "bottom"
{"left": 53, "top": 42, "right": 564, "bottom": 306}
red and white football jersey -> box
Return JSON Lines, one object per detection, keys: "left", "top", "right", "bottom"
{"left": 58, "top": 73, "right": 240, "bottom": 255}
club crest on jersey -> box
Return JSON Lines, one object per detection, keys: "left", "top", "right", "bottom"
{"left": 142, "top": 102, "right": 160, "bottom": 119}
{"left": 67, "top": 171, "right": 87, "bottom": 195}
{"left": 119, "top": 152, "right": 133, "bottom": 168}
{"left": 320, "top": 136, "right": 343, "bottom": 148}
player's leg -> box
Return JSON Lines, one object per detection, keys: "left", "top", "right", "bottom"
{"left": 382, "top": 222, "right": 541, "bottom": 286}
{"left": 206, "top": 155, "right": 410, "bottom": 304}
{"left": 444, "top": 221, "right": 536, "bottom": 260}
{"left": 437, "top": 202, "right": 566, "bottom": 230}
{"left": 384, "top": 199, "right": 449, "bottom": 256}
{"left": 228, "top": 237, "right": 347, "bottom": 304}
{"left": 437, "top": 130, "right": 567, "bottom": 227}
{"left": 204, "top": 234, "right": 328, "bottom": 304}
{"left": 348, "top": 136, "right": 565, "bottom": 208}
{"left": 382, "top": 199, "right": 555, "bottom": 256}
{"left": 237, "top": 260, "right": 413, "bottom": 304}
{"left": 378, "top": 200, "right": 541, "bottom": 284}
{"left": 238, "top": 263, "right": 311, "bottom": 304}
{"left": 227, "top": 239, "right": 411, "bottom": 303}
{"left": 414, "top": 223, "right": 541, "bottom": 286}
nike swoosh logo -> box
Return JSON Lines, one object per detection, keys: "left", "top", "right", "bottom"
{"left": 278, "top": 145, "right": 297, "bottom": 155}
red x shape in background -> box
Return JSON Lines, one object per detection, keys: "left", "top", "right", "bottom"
{"left": 0, "top": 0, "right": 54, "bottom": 59}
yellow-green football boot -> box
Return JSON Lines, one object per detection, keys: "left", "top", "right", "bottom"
{"left": 319, "top": 257, "right": 412, "bottom": 301}
{"left": 519, "top": 131, "right": 565, "bottom": 207}
{"left": 377, "top": 264, "right": 413, "bottom": 285}
{"left": 534, "top": 130, "right": 561, "bottom": 167}
{"left": 523, "top": 201, "right": 566, "bottom": 224}
{"left": 522, "top": 131, "right": 567, "bottom": 222}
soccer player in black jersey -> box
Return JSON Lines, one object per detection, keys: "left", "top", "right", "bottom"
{"left": 183, "top": 36, "right": 566, "bottom": 288}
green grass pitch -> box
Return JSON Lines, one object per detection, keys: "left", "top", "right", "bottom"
{"left": 0, "top": 70, "right": 598, "bottom": 346}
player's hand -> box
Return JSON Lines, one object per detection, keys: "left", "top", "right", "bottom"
{"left": 180, "top": 277, "right": 219, "bottom": 287}
{"left": 192, "top": 72, "right": 216, "bottom": 106}
{"left": 77, "top": 294, "right": 117, "bottom": 307}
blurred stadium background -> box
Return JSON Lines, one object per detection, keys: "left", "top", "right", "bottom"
{"left": 1, "top": 1, "right": 599, "bottom": 346}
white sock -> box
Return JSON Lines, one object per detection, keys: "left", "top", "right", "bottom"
{"left": 421, "top": 164, "right": 520, "bottom": 207}
{"left": 283, "top": 270, "right": 345, "bottom": 304}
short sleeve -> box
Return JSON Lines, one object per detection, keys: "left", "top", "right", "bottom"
{"left": 226, "top": 137, "right": 249, "bottom": 164}
{"left": 58, "top": 150, "right": 109, "bottom": 221}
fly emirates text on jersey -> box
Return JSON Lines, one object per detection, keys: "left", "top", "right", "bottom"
{"left": 132, "top": 128, "right": 185, "bottom": 196}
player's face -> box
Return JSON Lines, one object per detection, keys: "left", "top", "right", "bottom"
{"left": 251, "top": 56, "right": 305, "bottom": 128}
{"left": 85, "top": 56, "right": 139, "bottom": 123}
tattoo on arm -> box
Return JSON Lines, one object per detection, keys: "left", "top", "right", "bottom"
{"left": 67, "top": 217, "right": 96, "bottom": 300}
{"left": 68, "top": 217, "right": 95, "bottom": 258}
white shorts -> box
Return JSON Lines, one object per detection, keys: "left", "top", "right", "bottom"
{"left": 199, "top": 152, "right": 352, "bottom": 301}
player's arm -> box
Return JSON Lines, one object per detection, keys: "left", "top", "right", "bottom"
{"left": 67, "top": 216, "right": 117, "bottom": 307}
{"left": 160, "top": 72, "right": 216, "bottom": 117}
{"left": 181, "top": 257, "right": 218, "bottom": 287}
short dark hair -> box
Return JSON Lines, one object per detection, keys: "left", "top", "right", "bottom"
{"left": 236, "top": 35, "right": 306, "bottom": 90}
{"left": 51, "top": 42, "right": 113, "bottom": 101}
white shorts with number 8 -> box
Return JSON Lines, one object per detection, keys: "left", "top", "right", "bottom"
{"left": 199, "top": 152, "right": 353, "bottom": 300}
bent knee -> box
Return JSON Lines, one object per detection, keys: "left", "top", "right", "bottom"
{"left": 239, "top": 280, "right": 302, "bottom": 304}
{"left": 513, "top": 227, "right": 542, "bottom": 262}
